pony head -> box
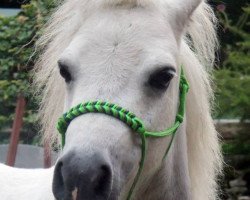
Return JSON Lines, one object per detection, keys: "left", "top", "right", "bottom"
{"left": 34, "top": 0, "right": 222, "bottom": 199}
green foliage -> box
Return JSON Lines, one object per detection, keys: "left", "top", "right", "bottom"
{"left": 0, "top": 0, "right": 56, "bottom": 143}
{"left": 213, "top": 2, "right": 250, "bottom": 120}
{"left": 214, "top": 70, "right": 250, "bottom": 119}
{"left": 222, "top": 142, "right": 250, "bottom": 155}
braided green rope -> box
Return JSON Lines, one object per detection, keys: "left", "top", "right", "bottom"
{"left": 57, "top": 66, "right": 189, "bottom": 200}
{"left": 57, "top": 101, "right": 146, "bottom": 147}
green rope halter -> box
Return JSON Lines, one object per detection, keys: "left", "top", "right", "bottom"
{"left": 57, "top": 67, "right": 189, "bottom": 200}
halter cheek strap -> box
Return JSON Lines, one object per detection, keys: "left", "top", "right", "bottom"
{"left": 57, "top": 67, "right": 189, "bottom": 200}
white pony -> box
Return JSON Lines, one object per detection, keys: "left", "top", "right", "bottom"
{"left": 0, "top": 0, "right": 222, "bottom": 199}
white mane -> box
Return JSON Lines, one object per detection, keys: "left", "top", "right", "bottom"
{"left": 33, "top": 0, "right": 222, "bottom": 199}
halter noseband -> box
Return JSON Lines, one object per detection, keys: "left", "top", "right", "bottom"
{"left": 57, "top": 66, "right": 189, "bottom": 200}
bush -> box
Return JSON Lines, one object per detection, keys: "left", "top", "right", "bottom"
{"left": 0, "top": 0, "right": 55, "bottom": 143}
{"left": 213, "top": 2, "right": 250, "bottom": 120}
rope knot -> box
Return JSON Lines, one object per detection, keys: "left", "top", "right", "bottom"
{"left": 180, "top": 77, "right": 189, "bottom": 91}
{"left": 176, "top": 114, "right": 184, "bottom": 123}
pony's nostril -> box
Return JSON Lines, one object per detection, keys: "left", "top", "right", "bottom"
{"left": 93, "top": 164, "right": 112, "bottom": 195}
{"left": 52, "top": 152, "right": 113, "bottom": 199}
{"left": 52, "top": 162, "right": 65, "bottom": 200}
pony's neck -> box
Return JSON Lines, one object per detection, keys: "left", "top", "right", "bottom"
{"left": 136, "top": 123, "right": 191, "bottom": 200}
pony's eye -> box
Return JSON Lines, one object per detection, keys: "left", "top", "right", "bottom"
{"left": 148, "top": 67, "right": 176, "bottom": 90}
{"left": 58, "top": 61, "right": 72, "bottom": 83}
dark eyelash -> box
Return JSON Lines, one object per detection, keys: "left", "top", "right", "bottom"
{"left": 58, "top": 62, "right": 72, "bottom": 83}
{"left": 148, "top": 67, "right": 176, "bottom": 90}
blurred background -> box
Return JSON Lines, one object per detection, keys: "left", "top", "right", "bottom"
{"left": 0, "top": 0, "right": 249, "bottom": 199}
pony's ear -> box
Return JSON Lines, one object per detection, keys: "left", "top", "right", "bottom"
{"left": 166, "top": 0, "right": 202, "bottom": 36}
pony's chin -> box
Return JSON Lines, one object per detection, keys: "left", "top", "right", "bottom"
{"left": 73, "top": 194, "right": 119, "bottom": 200}
{"left": 71, "top": 187, "right": 119, "bottom": 200}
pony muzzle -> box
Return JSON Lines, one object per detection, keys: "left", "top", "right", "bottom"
{"left": 52, "top": 150, "right": 113, "bottom": 200}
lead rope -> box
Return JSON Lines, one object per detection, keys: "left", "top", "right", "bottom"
{"left": 57, "top": 66, "right": 189, "bottom": 200}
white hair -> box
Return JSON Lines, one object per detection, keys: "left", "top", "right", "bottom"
{"left": 33, "top": 0, "right": 222, "bottom": 199}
